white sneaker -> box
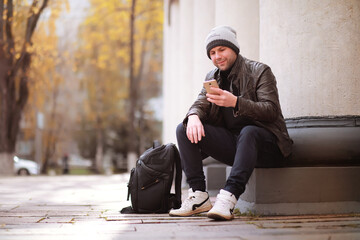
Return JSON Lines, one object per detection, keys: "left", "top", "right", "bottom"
{"left": 207, "top": 189, "right": 237, "bottom": 220}
{"left": 169, "top": 189, "right": 212, "bottom": 217}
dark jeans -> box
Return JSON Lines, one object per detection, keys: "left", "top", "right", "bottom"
{"left": 176, "top": 123, "right": 284, "bottom": 199}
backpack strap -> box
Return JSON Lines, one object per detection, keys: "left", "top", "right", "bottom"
{"left": 173, "top": 144, "right": 182, "bottom": 209}
{"left": 153, "top": 140, "right": 161, "bottom": 148}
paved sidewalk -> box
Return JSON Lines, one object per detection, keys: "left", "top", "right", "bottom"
{"left": 0, "top": 174, "right": 359, "bottom": 240}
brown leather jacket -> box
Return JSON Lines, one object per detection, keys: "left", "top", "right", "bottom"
{"left": 184, "top": 54, "right": 293, "bottom": 157}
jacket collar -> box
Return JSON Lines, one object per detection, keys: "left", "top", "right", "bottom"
{"left": 216, "top": 54, "right": 243, "bottom": 79}
{"left": 228, "top": 54, "right": 243, "bottom": 78}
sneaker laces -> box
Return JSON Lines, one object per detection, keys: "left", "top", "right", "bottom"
{"left": 217, "top": 194, "right": 231, "bottom": 206}
{"left": 180, "top": 192, "right": 196, "bottom": 208}
{"left": 215, "top": 192, "right": 236, "bottom": 209}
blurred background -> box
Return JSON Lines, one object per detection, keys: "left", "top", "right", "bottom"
{"left": 1, "top": 0, "right": 359, "bottom": 176}
{"left": 1, "top": 0, "right": 163, "bottom": 175}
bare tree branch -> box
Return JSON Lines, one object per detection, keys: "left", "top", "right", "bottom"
{"left": 11, "top": 0, "right": 50, "bottom": 81}
{"left": 5, "top": 0, "right": 14, "bottom": 57}
{"left": 135, "top": 7, "right": 158, "bottom": 19}
{"left": 115, "top": 7, "right": 129, "bottom": 12}
{"left": 25, "top": 0, "right": 50, "bottom": 43}
{"left": 0, "top": 0, "right": 4, "bottom": 42}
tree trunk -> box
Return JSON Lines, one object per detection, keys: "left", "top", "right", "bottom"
{"left": 0, "top": 0, "right": 50, "bottom": 175}
{"left": 94, "top": 116, "right": 104, "bottom": 174}
{"left": 41, "top": 84, "right": 61, "bottom": 174}
{"left": 129, "top": 0, "right": 137, "bottom": 147}
{"left": 127, "top": 0, "right": 138, "bottom": 171}
{"left": 0, "top": 56, "right": 29, "bottom": 175}
{"left": 0, "top": 153, "right": 14, "bottom": 175}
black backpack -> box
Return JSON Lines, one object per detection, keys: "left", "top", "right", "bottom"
{"left": 122, "top": 142, "right": 182, "bottom": 213}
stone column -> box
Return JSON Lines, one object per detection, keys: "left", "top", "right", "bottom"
{"left": 215, "top": 0, "right": 259, "bottom": 61}
{"left": 163, "top": 0, "right": 215, "bottom": 144}
{"left": 192, "top": 0, "right": 215, "bottom": 98}
{"left": 163, "top": 0, "right": 181, "bottom": 144}
{"left": 260, "top": 0, "right": 360, "bottom": 117}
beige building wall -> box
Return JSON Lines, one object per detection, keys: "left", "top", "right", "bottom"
{"left": 163, "top": 0, "right": 360, "bottom": 144}
{"left": 260, "top": 0, "right": 360, "bottom": 117}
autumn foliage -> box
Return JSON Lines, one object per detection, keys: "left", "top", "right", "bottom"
{"left": 0, "top": 0, "right": 164, "bottom": 174}
{"left": 0, "top": 0, "right": 68, "bottom": 174}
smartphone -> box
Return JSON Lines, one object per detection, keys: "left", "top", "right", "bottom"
{"left": 203, "top": 79, "right": 219, "bottom": 94}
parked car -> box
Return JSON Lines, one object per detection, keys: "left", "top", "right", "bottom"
{"left": 14, "top": 156, "right": 40, "bottom": 175}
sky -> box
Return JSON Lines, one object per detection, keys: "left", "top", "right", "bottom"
{"left": 56, "top": 0, "right": 90, "bottom": 39}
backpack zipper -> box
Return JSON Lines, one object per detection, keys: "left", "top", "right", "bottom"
{"left": 141, "top": 179, "right": 159, "bottom": 190}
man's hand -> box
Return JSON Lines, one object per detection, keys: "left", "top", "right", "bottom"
{"left": 186, "top": 115, "right": 205, "bottom": 144}
{"left": 206, "top": 87, "right": 237, "bottom": 107}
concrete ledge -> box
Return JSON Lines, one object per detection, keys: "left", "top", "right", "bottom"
{"left": 181, "top": 163, "right": 228, "bottom": 195}
{"left": 286, "top": 116, "right": 360, "bottom": 166}
{"left": 236, "top": 200, "right": 360, "bottom": 215}
{"left": 227, "top": 166, "right": 360, "bottom": 215}
{"left": 204, "top": 164, "right": 227, "bottom": 196}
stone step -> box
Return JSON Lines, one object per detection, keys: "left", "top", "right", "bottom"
{"left": 226, "top": 166, "right": 360, "bottom": 215}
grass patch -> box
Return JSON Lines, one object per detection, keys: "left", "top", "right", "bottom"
{"left": 234, "top": 208, "right": 261, "bottom": 218}
{"left": 68, "top": 168, "right": 93, "bottom": 175}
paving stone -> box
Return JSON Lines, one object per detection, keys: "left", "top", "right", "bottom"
{"left": 0, "top": 216, "right": 47, "bottom": 224}
{"left": 0, "top": 175, "right": 359, "bottom": 240}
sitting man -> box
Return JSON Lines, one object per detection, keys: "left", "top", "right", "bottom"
{"left": 169, "top": 26, "right": 292, "bottom": 220}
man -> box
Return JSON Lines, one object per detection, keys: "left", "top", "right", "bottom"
{"left": 169, "top": 26, "right": 293, "bottom": 220}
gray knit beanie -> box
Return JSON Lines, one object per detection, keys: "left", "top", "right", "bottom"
{"left": 205, "top": 26, "right": 240, "bottom": 59}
